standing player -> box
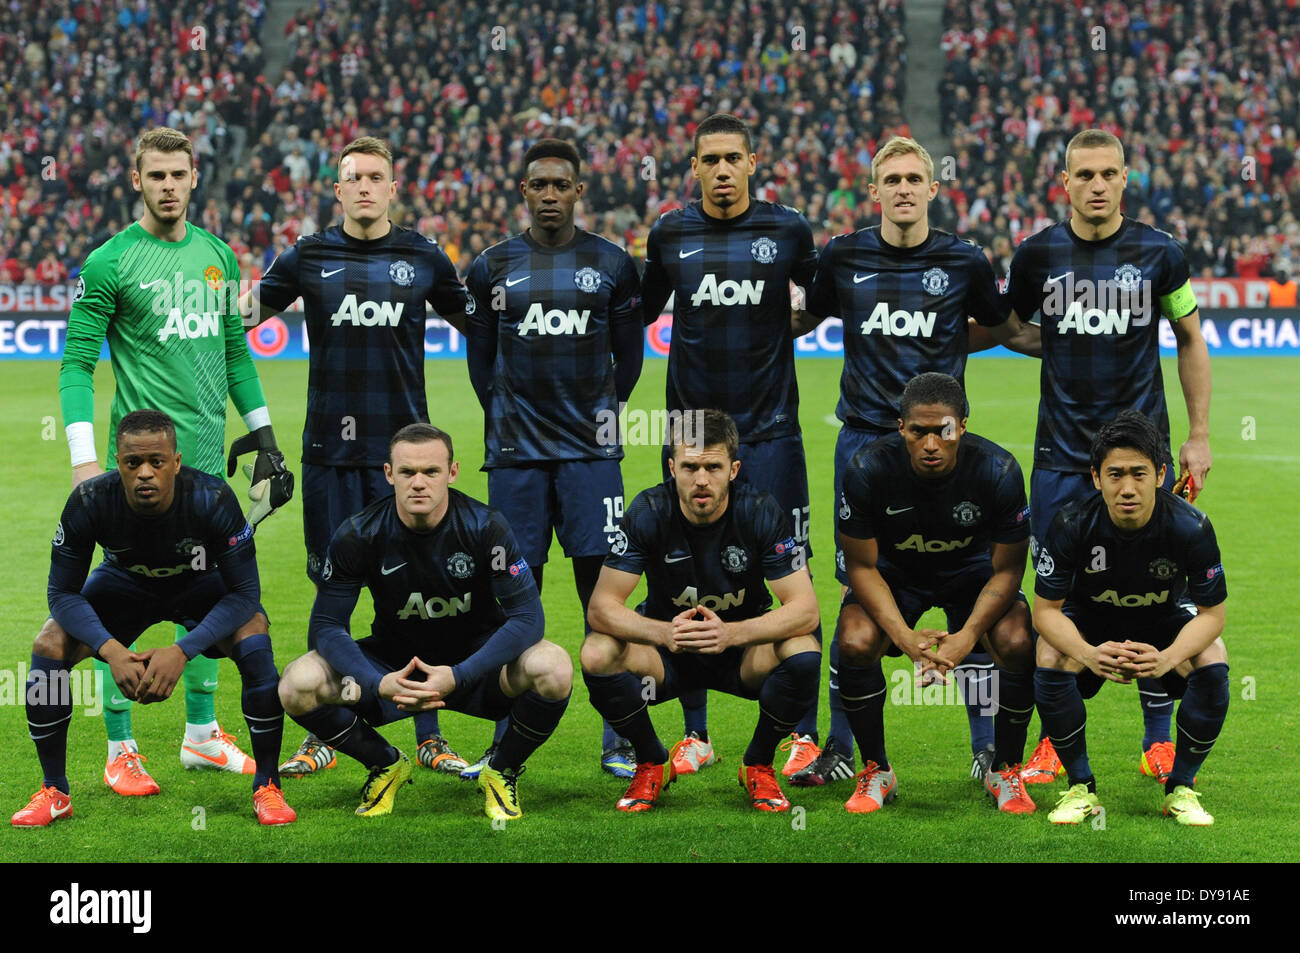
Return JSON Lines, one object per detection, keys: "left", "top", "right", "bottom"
{"left": 243, "top": 136, "right": 470, "bottom": 776}
{"left": 1033, "top": 411, "right": 1227, "bottom": 825}
{"left": 836, "top": 374, "right": 1037, "bottom": 815}
{"left": 60, "top": 127, "right": 292, "bottom": 796}
{"left": 640, "top": 113, "right": 823, "bottom": 779}
{"left": 1005, "top": 129, "right": 1213, "bottom": 785}
{"left": 464, "top": 138, "right": 644, "bottom": 778}
{"left": 13, "top": 411, "right": 294, "bottom": 827}
{"left": 796, "top": 136, "right": 1040, "bottom": 786}
{"left": 276, "top": 424, "right": 572, "bottom": 821}
{"left": 582, "top": 410, "right": 821, "bottom": 812}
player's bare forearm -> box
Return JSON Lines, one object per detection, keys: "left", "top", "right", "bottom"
{"left": 1172, "top": 311, "right": 1212, "bottom": 494}
{"left": 590, "top": 599, "right": 674, "bottom": 649}
{"left": 981, "top": 313, "right": 1042, "bottom": 357}
{"left": 1165, "top": 602, "right": 1225, "bottom": 670}
{"left": 1031, "top": 600, "right": 1093, "bottom": 665}
{"left": 725, "top": 571, "right": 819, "bottom": 647}
{"left": 845, "top": 563, "right": 913, "bottom": 649}
{"left": 961, "top": 541, "right": 1028, "bottom": 640}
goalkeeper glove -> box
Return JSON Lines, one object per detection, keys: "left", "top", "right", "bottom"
{"left": 226, "top": 426, "right": 294, "bottom": 527}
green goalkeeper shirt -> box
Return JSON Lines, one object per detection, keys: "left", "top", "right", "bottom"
{"left": 60, "top": 222, "right": 267, "bottom": 475}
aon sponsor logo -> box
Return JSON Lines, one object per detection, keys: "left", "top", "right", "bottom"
{"left": 397, "top": 592, "right": 472, "bottom": 620}
{"left": 158, "top": 310, "right": 220, "bottom": 342}
{"left": 671, "top": 586, "right": 746, "bottom": 611}
{"left": 859, "top": 303, "right": 938, "bottom": 337}
{"left": 517, "top": 304, "right": 591, "bottom": 335}
{"left": 895, "top": 534, "right": 973, "bottom": 553}
{"left": 125, "top": 563, "right": 190, "bottom": 578}
{"left": 1057, "top": 303, "right": 1130, "bottom": 335}
{"left": 690, "top": 274, "right": 764, "bottom": 307}
{"left": 1091, "top": 589, "right": 1170, "bottom": 607}
{"left": 331, "top": 295, "right": 404, "bottom": 326}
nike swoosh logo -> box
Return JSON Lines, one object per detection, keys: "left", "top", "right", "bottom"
{"left": 1046, "top": 272, "right": 1072, "bottom": 284}
{"left": 885, "top": 506, "right": 914, "bottom": 515}
{"left": 489, "top": 786, "right": 520, "bottom": 817}
{"left": 183, "top": 746, "right": 229, "bottom": 767}
{"left": 202, "top": 679, "right": 218, "bottom": 688}
{"left": 678, "top": 248, "right": 703, "bottom": 259}
{"left": 49, "top": 801, "right": 71, "bottom": 818}
{"left": 664, "top": 554, "right": 691, "bottom": 563}
{"left": 138, "top": 279, "right": 166, "bottom": 290}
{"left": 853, "top": 272, "right": 879, "bottom": 284}
{"left": 110, "top": 696, "right": 128, "bottom": 706}
{"left": 105, "top": 771, "right": 120, "bottom": 785}
{"left": 321, "top": 267, "right": 345, "bottom": 278}
{"left": 504, "top": 275, "right": 529, "bottom": 287}
{"left": 381, "top": 562, "right": 407, "bottom": 575}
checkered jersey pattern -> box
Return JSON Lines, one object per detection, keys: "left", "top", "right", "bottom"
{"left": 464, "top": 229, "right": 641, "bottom": 466}
{"left": 808, "top": 227, "right": 1006, "bottom": 432}
{"left": 642, "top": 200, "right": 816, "bottom": 443}
{"left": 1007, "top": 219, "right": 1193, "bottom": 473}
{"left": 255, "top": 225, "right": 468, "bottom": 467}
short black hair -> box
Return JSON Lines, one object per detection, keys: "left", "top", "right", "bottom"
{"left": 693, "top": 113, "right": 753, "bottom": 158}
{"left": 117, "top": 409, "right": 177, "bottom": 451}
{"left": 522, "top": 138, "right": 581, "bottom": 181}
{"left": 1089, "top": 410, "right": 1164, "bottom": 473}
{"left": 670, "top": 408, "right": 739, "bottom": 462}
{"left": 389, "top": 422, "right": 454, "bottom": 463}
{"left": 899, "top": 372, "right": 968, "bottom": 420}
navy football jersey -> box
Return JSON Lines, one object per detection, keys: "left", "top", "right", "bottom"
{"left": 605, "top": 480, "right": 805, "bottom": 622}
{"left": 464, "top": 229, "right": 642, "bottom": 465}
{"left": 313, "top": 488, "right": 538, "bottom": 669}
{"left": 1034, "top": 491, "right": 1226, "bottom": 625}
{"left": 642, "top": 201, "right": 817, "bottom": 443}
{"left": 48, "top": 467, "right": 258, "bottom": 650}
{"left": 807, "top": 227, "right": 1006, "bottom": 432}
{"left": 1006, "top": 218, "right": 1197, "bottom": 473}
{"left": 838, "top": 431, "right": 1030, "bottom": 582}
{"left": 254, "top": 225, "right": 469, "bottom": 467}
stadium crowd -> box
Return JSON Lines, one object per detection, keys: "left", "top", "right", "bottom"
{"left": 2, "top": 0, "right": 1298, "bottom": 284}
{"left": 937, "top": 0, "right": 1300, "bottom": 281}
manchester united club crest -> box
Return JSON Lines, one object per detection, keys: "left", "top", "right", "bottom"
{"left": 1114, "top": 263, "right": 1142, "bottom": 292}
{"left": 574, "top": 266, "right": 602, "bottom": 293}
{"left": 751, "top": 237, "right": 778, "bottom": 263}
{"left": 952, "top": 501, "right": 982, "bottom": 527}
{"left": 174, "top": 536, "right": 202, "bottom": 557}
{"left": 447, "top": 552, "right": 475, "bottom": 579}
{"left": 921, "top": 267, "right": 950, "bottom": 295}
{"left": 389, "top": 260, "right": 415, "bottom": 287}
{"left": 722, "top": 546, "right": 749, "bottom": 573}
{"left": 1148, "top": 557, "right": 1178, "bottom": 581}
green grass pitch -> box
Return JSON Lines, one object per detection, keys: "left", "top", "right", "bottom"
{"left": 1, "top": 355, "right": 1296, "bottom": 862}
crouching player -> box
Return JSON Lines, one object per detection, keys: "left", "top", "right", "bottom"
{"left": 836, "top": 374, "right": 1037, "bottom": 815}
{"left": 1033, "top": 411, "right": 1228, "bottom": 826}
{"left": 277, "top": 424, "right": 571, "bottom": 821}
{"left": 582, "top": 409, "right": 820, "bottom": 813}
{"left": 13, "top": 410, "right": 294, "bottom": 827}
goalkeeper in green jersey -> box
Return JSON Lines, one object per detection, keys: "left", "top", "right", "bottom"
{"left": 59, "top": 127, "right": 294, "bottom": 796}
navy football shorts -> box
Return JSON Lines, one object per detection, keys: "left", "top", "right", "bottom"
{"left": 1063, "top": 600, "right": 1200, "bottom": 700}
{"left": 488, "top": 459, "right": 624, "bottom": 566}
{"left": 303, "top": 463, "right": 394, "bottom": 583}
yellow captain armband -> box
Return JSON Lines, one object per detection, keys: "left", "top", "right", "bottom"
{"left": 1159, "top": 281, "right": 1198, "bottom": 321}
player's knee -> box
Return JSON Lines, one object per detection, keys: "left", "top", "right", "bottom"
{"left": 579, "top": 632, "right": 624, "bottom": 675}
{"left": 527, "top": 641, "right": 573, "bottom": 699}
{"left": 837, "top": 615, "right": 882, "bottom": 664}
{"left": 991, "top": 620, "right": 1035, "bottom": 672}
{"left": 33, "top": 618, "right": 72, "bottom": 661}
{"left": 232, "top": 611, "right": 270, "bottom": 642}
{"left": 278, "top": 655, "right": 323, "bottom": 715}
{"left": 1035, "top": 636, "right": 1069, "bottom": 670}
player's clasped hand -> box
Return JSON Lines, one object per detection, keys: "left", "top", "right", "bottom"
{"left": 378, "top": 657, "right": 454, "bottom": 711}
{"left": 1086, "top": 640, "right": 1140, "bottom": 683}
{"left": 101, "top": 642, "right": 149, "bottom": 701}
{"left": 134, "top": 643, "right": 189, "bottom": 703}
{"left": 917, "top": 628, "right": 972, "bottom": 684}
{"left": 1117, "top": 640, "right": 1173, "bottom": 679}
{"left": 901, "top": 627, "right": 955, "bottom": 677}
{"left": 671, "top": 605, "right": 729, "bottom": 654}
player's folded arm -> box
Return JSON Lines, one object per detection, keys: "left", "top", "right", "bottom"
{"left": 173, "top": 546, "right": 261, "bottom": 659}
{"left": 450, "top": 592, "right": 545, "bottom": 689}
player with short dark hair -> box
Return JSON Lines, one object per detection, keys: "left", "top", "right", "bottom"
{"left": 582, "top": 409, "right": 821, "bottom": 813}
{"left": 1006, "top": 129, "right": 1213, "bottom": 786}
{"left": 13, "top": 410, "right": 295, "bottom": 827}
{"left": 640, "top": 113, "right": 825, "bottom": 779}
{"left": 276, "top": 424, "right": 572, "bottom": 821}
{"left": 797, "top": 136, "right": 1041, "bottom": 786}
{"left": 61, "top": 126, "right": 291, "bottom": 796}
{"left": 463, "top": 136, "right": 644, "bottom": 779}
{"left": 243, "top": 135, "right": 470, "bottom": 777}
{"left": 1033, "top": 411, "right": 1228, "bottom": 826}
{"left": 836, "top": 374, "right": 1037, "bottom": 814}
